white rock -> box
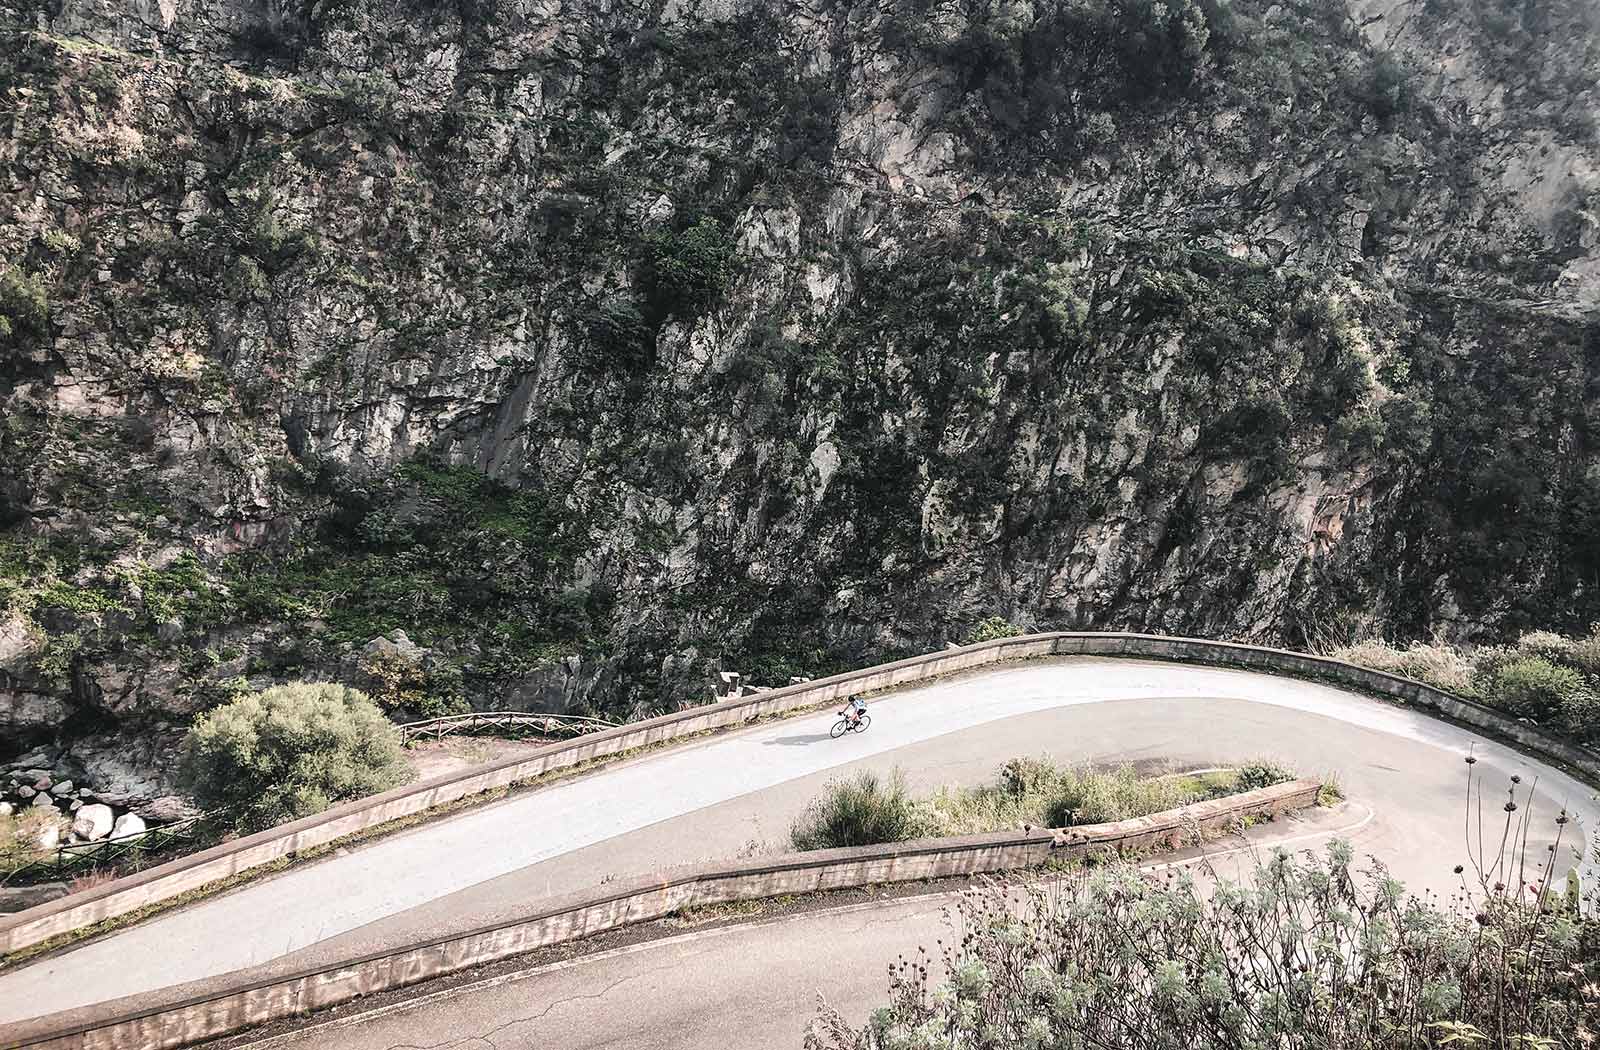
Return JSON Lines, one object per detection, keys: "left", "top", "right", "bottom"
{"left": 50, "top": 780, "right": 74, "bottom": 796}
{"left": 30, "top": 793, "right": 54, "bottom": 809}
{"left": 71, "top": 803, "right": 115, "bottom": 841}
{"left": 15, "top": 785, "right": 34, "bottom": 800}
{"left": 0, "top": 801, "right": 11, "bottom": 816}
{"left": 110, "top": 813, "right": 147, "bottom": 840}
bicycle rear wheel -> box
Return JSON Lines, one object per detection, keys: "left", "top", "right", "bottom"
{"left": 852, "top": 714, "right": 871, "bottom": 733}
{"left": 830, "top": 718, "right": 849, "bottom": 739}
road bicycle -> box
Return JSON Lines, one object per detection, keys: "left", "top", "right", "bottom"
{"left": 830, "top": 711, "right": 871, "bottom": 738}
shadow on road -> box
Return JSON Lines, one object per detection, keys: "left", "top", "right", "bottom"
{"left": 764, "top": 733, "right": 835, "bottom": 747}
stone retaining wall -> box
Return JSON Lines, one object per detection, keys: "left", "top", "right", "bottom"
{"left": 3, "top": 780, "right": 1320, "bottom": 1050}
{"left": 3, "top": 632, "right": 1596, "bottom": 959}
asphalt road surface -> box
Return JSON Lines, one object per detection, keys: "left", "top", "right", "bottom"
{"left": 2, "top": 657, "right": 1594, "bottom": 1032}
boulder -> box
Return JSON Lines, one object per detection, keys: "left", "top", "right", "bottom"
{"left": 110, "top": 813, "right": 147, "bottom": 839}
{"left": 0, "top": 801, "right": 11, "bottom": 816}
{"left": 68, "top": 799, "right": 82, "bottom": 812}
{"left": 67, "top": 730, "right": 187, "bottom": 800}
{"left": 16, "top": 785, "right": 35, "bottom": 800}
{"left": 49, "top": 780, "right": 74, "bottom": 797}
{"left": 6, "top": 749, "right": 52, "bottom": 771}
{"left": 30, "top": 793, "right": 55, "bottom": 809}
{"left": 360, "top": 629, "right": 426, "bottom": 666}
{"left": 0, "top": 611, "right": 39, "bottom": 671}
{"left": 30, "top": 774, "right": 51, "bottom": 791}
{"left": 71, "top": 803, "right": 115, "bottom": 841}
{"left": 131, "top": 795, "right": 200, "bottom": 823}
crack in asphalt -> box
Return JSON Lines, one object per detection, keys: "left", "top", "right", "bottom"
{"left": 382, "top": 968, "right": 665, "bottom": 1050}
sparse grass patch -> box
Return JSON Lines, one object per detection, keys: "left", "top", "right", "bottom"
{"left": 789, "top": 759, "right": 1295, "bottom": 850}
{"left": 1330, "top": 638, "right": 1479, "bottom": 696}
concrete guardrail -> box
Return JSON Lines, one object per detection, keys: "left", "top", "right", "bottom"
{"left": 3, "top": 632, "right": 1596, "bottom": 962}
{"left": 2, "top": 780, "right": 1321, "bottom": 1050}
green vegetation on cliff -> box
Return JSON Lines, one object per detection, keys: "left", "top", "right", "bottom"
{"left": 1, "top": 0, "right": 1598, "bottom": 758}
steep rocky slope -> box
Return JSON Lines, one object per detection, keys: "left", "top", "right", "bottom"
{"left": 1, "top": 0, "right": 1598, "bottom": 782}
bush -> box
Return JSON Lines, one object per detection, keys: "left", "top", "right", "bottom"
{"left": 1569, "top": 626, "right": 1600, "bottom": 679}
{"left": 1479, "top": 655, "right": 1588, "bottom": 723}
{"left": 179, "top": 683, "right": 410, "bottom": 831}
{"left": 790, "top": 770, "right": 923, "bottom": 850}
{"left": 1234, "top": 760, "right": 1294, "bottom": 792}
{"left": 966, "top": 616, "right": 1023, "bottom": 644}
{"left": 806, "top": 841, "right": 1598, "bottom": 1050}
{"left": 1559, "top": 688, "right": 1600, "bottom": 744}
{"left": 0, "top": 267, "right": 49, "bottom": 351}
{"left": 359, "top": 650, "right": 469, "bottom": 720}
{"left": 1516, "top": 629, "right": 1577, "bottom": 665}
{"left": 643, "top": 216, "right": 733, "bottom": 321}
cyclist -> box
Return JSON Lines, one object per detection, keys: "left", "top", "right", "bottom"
{"left": 841, "top": 694, "right": 867, "bottom": 727}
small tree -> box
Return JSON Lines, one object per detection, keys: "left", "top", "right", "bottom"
{"left": 179, "top": 683, "right": 409, "bottom": 830}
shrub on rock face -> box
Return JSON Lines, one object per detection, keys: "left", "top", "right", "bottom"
{"left": 966, "top": 617, "right": 1023, "bottom": 644}
{"left": 179, "top": 683, "right": 409, "bottom": 831}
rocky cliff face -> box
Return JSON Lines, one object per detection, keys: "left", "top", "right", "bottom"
{"left": 1, "top": 0, "right": 1598, "bottom": 774}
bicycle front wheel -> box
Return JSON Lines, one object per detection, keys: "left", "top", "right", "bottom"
{"left": 830, "top": 718, "right": 849, "bottom": 739}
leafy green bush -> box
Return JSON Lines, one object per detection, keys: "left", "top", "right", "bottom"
{"left": 1234, "top": 760, "right": 1294, "bottom": 792}
{"left": 1478, "top": 655, "right": 1588, "bottom": 724}
{"left": 179, "top": 683, "right": 409, "bottom": 831}
{"left": 1337, "top": 632, "right": 1600, "bottom": 744}
{"left": 643, "top": 216, "right": 733, "bottom": 321}
{"left": 1559, "top": 688, "right": 1600, "bottom": 744}
{"left": 789, "top": 770, "right": 923, "bottom": 850}
{"left": 583, "top": 297, "right": 653, "bottom": 368}
{"left": 359, "top": 650, "right": 470, "bottom": 720}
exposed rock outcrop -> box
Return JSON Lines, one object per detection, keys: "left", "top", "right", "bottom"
{"left": 0, "top": 0, "right": 1597, "bottom": 782}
